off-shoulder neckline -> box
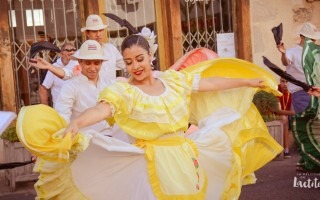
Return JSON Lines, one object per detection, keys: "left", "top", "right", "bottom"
{"left": 129, "top": 78, "right": 168, "bottom": 97}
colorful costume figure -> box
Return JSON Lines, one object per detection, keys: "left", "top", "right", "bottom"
{"left": 292, "top": 39, "right": 320, "bottom": 172}
{"left": 17, "top": 57, "right": 282, "bottom": 200}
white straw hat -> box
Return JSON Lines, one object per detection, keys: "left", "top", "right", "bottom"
{"left": 71, "top": 40, "right": 107, "bottom": 61}
{"left": 80, "top": 15, "right": 108, "bottom": 32}
{"left": 299, "top": 22, "right": 320, "bottom": 40}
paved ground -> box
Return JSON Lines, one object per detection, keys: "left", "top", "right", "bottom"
{"left": 0, "top": 170, "right": 36, "bottom": 200}
{"left": 0, "top": 149, "right": 318, "bottom": 200}
{"left": 240, "top": 149, "right": 320, "bottom": 200}
{"left": 0, "top": 193, "right": 35, "bottom": 200}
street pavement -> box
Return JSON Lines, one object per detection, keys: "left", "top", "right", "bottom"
{"left": 0, "top": 148, "right": 318, "bottom": 200}
{"left": 0, "top": 176, "right": 35, "bottom": 200}
{"left": 240, "top": 149, "right": 319, "bottom": 200}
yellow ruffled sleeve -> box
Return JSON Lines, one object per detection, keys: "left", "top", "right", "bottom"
{"left": 98, "top": 82, "right": 130, "bottom": 124}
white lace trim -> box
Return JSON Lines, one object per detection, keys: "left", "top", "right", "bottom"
{"left": 192, "top": 73, "right": 201, "bottom": 92}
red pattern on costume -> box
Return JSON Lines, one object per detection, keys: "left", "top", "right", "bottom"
{"left": 192, "top": 158, "right": 200, "bottom": 190}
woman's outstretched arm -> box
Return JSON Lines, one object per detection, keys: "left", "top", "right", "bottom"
{"left": 198, "top": 77, "right": 265, "bottom": 92}
{"left": 64, "top": 102, "right": 112, "bottom": 137}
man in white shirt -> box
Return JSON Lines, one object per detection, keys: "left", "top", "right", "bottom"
{"left": 79, "top": 14, "right": 126, "bottom": 81}
{"left": 39, "top": 42, "right": 78, "bottom": 106}
{"left": 277, "top": 22, "right": 320, "bottom": 113}
{"left": 54, "top": 40, "right": 114, "bottom": 136}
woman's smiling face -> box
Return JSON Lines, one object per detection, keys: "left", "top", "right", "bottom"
{"left": 123, "top": 45, "right": 152, "bottom": 83}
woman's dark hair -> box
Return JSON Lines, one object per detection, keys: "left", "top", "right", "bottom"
{"left": 121, "top": 35, "right": 150, "bottom": 54}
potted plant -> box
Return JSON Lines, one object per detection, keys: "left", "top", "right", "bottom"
{"left": 252, "top": 90, "right": 279, "bottom": 122}
{"left": 0, "top": 124, "right": 38, "bottom": 191}
{"left": 0, "top": 125, "right": 19, "bottom": 142}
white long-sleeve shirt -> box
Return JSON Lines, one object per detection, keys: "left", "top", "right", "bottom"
{"left": 285, "top": 45, "right": 307, "bottom": 93}
{"left": 54, "top": 72, "right": 114, "bottom": 135}
{"left": 42, "top": 58, "right": 78, "bottom": 106}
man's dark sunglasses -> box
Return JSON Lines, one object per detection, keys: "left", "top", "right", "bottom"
{"left": 62, "top": 48, "right": 77, "bottom": 52}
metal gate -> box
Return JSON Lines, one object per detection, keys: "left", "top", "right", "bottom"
{"left": 8, "top": 0, "right": 82, "bottom": 108}
{"left": 8, "top": 0, "right": 158, "bottom": 109}
{"left": 180, "top": 0, "right": 233, "bottom": 53}
{"left": 105, "top": 0, "right": 158, "bottom": 68}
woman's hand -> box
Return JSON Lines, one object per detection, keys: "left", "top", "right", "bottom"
{"left": 247, "top": 78, "right": 265, "bottom": 88}
{"left": 61, "top": 103, "right": 112, "bottom": 138}
{"left": 308, "top": 87, "right": 320, "bottom": 97}
{"left": 63, "top": 120, "right": 79, "bottom": 138}
{"left": 29, "top": 57, "right": 51, "bottom": 69}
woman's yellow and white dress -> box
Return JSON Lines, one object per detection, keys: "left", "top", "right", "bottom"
{"left": 17, "top": 58, "right": 283, "bottom": 200}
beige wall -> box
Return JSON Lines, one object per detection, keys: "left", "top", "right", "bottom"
{"left": 0, "top": 141, "right": 3, "bottom": 162}
{"left": 250, "top": 0, "right": 320, "bottom": 80}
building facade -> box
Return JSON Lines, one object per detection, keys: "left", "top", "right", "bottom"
{"left": 0, "top": 0, "right": 252, "bottom": 113}
{"left": 250, "top": 0, "right": 320, "bottom": 71}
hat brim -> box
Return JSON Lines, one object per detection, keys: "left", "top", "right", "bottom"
{"left": 71, "top": 54, "right": 108, "bottom": 61}
{"left": 300, "top": 32, "right": 320, "bottom": 40}
{"left": 81, "top": 25, "right": 108, "bottom": 32}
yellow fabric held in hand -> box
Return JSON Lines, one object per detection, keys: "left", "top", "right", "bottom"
{"left": 16, "top": 104, "right": 88, "bottom": 162}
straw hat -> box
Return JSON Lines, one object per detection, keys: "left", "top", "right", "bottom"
{"left": 71, "top": 40, "right": 107, "bottom": 61}
{"left": 80, "top": 15, "right": 108, "bottom": 32}
{"left": 299, "top": 22, "right": 320, "bottom": 40}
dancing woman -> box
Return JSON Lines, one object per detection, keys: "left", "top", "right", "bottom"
{"left": 17, "top": 34, "right": 282, "bottom": 199}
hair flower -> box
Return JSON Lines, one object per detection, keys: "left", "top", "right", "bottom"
{"left": 137, "top": 27, "right": 158, "bottom": 62}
